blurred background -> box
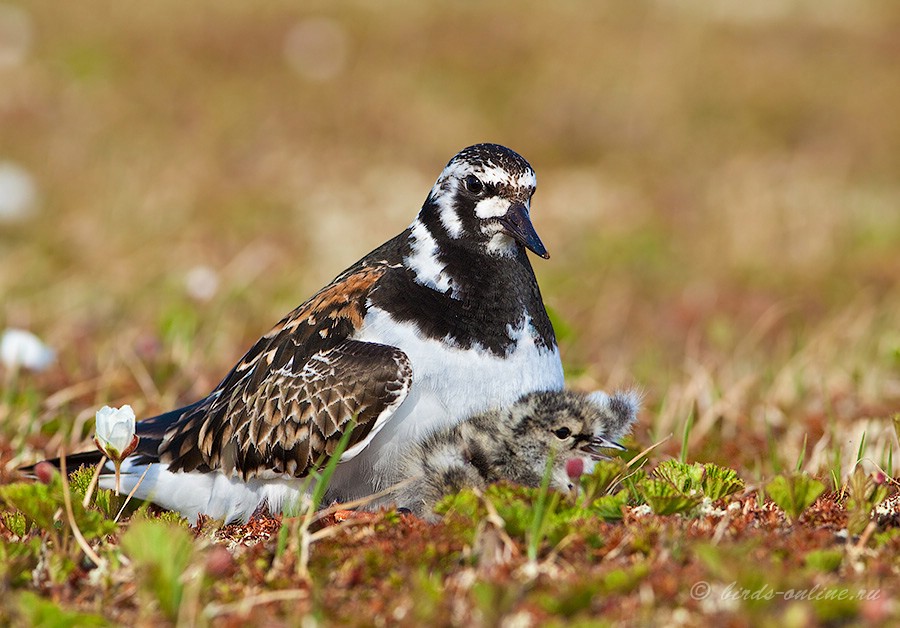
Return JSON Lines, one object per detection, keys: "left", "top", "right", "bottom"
{"left": 2, "top": 0, "right": 899, "bottom": 479}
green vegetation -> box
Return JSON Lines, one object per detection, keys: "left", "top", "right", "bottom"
{"left": 765, "top": 473, "right": 827, "bottom": 523}
{"left": 120, "top": 520, "right": 196, "bottom": 621}
{"left": 3, "top": 456, "right": 896, "bottom": 624}
{"left": 845, "top": 464, "right": 890, "bottom": 535}
{"left": 2, "top": 0, "right": 899, "bottom": 624}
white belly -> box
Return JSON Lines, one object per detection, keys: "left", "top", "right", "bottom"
{"left": 110, "top": 306, "right": 563, "bottom": 522}
{"left": 328, "top": 306, "right": 564, "bottom": 499}
{"left": 101, "top": 457, "right": 311, "bottom": 524}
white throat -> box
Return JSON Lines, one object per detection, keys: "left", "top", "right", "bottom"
{"left": 486, "top": 232, "right": 518, "bottom": 257}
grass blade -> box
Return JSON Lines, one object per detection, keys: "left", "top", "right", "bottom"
{"left": 680, "top": 412, "right": 694, "bottom": 464}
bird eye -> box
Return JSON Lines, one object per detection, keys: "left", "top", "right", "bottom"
{"left": 463, "top": 174, "right": 484, "bottom": 196}
{"left": 553, "top": 427, "right": 572, "bottom": 440}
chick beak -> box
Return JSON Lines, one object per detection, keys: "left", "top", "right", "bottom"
{"left": 582, "top": 436, "right": 627, "bottom": 461}
{"left": 498, "top": 201, "right": 549, "bottom": 259}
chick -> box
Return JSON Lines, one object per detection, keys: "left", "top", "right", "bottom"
{"left": 375, "top": 388, "right": 640, "bottom": 521}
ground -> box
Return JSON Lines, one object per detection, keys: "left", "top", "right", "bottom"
{"left": 1, "top": 1, "right": 900, "bottom": 626}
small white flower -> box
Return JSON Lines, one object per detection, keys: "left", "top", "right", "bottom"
{"left": 184, "top": 265, "right": 220, "bottom": 301}
{"left": 630, "top": 504, "right": 653, "bottom": 518}
{"left": 0, "top": 161, "right": 38, "bottom": 222}
{"left": 93, "top": 405, "right": 139, "bottom": 495}
{"left": 1, "top": 328, "right": 55, "bottom": 371}
{"left": 93, "top": 405, "right": 137, "bottom": 459}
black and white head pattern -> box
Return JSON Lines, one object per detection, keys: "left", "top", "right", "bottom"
{"left": 409, "top": 146, "right": 536, "bottom": 267}
{"left": 403, "top": 143, "right": 549, "bottom": 302}
{"left": 499, "top": 388, "right": 641, "bottom": 488}
{"left": 429, "top": 143, "right": 538, "bottom": 253}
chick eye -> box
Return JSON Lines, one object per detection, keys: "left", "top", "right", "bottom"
{"left": 463, "top": 174, "right": 484, "bottom": 196}
{"left": 553, "top": 427, "right": 571, "bottom": 440}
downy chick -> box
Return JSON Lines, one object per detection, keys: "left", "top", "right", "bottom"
{"left": 377, "top": 388, "right": 640, "bottom": 521}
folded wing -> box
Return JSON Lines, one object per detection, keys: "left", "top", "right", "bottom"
{"left": 160, "top": 339, "right": 412, "bottom": 480}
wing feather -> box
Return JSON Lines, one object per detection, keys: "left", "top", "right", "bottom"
{"left": 161, "top": 339, "right": 411, "bottom": 480}
{"left": 146, "top": 262, "right": 413, "bottom": 479}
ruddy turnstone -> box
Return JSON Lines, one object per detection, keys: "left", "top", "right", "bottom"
{"left": 30, "top": 143, "right": 564, "bottom": 523}
{"left": 379, "top": 388, "right": 640, "bottom": 522}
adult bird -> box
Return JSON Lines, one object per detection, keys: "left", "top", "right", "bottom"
{"left": 32, "top": 143, "right": 564, "bottom": 523}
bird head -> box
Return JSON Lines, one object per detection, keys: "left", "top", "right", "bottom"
{"left": 422, "top": 143, "right": 548, "bottom": 259}
{"left": 504, "top": 388, "right": 641, "bottom": 492}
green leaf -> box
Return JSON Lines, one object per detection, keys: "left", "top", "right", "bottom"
{"left": 0, "top": 477, "right": 117, "bottom": 542}
{"left": 639, "top": 478, "right": 702, "bottom": 515}
{"left": 804, "top": 549, "right": 843, "bottom": 572}
{"left": 811, "top": 593, "right": 860, "bottom": 624}
{"left": 434, "top": 489, "right": 482, "bottom": 521}
{"left": 1, "top": 510, "right": 27, "bottom": 537}
{"left": 846, "top": 465, "right": 890, "bottom": 536}
{"left": 0, "top": 481, "right": 63, "bottom": 535}
{"left": 602, "top": 563, "right": 650, "bottom": 594}
{"left": 0, "top": 537, "right": 43, "bottom": 587}
{"left": 653, "top": 460, "right": 704, "bottom": 494}
{"left": 855, "top": 431, "right": 868, "bottom": 467}
{"left": 14, "top": 591, "right": 109, "bottom": 627}
{"left": 680, "top": 411, "right": 694, "bottom": 463}
{"left": 537, "top": 579, "right": 596, "bottom": 617}
{"left": 590, "top": 489, "right": 630, "bottom": 521}
{"left": 700, "top": 463, "right": 744, "bottom": 501}
{"left": 309, "top": 417, "right": 357, "bottom": 513}
{"left": 621, "top": 468, "right": 648, "bottom": 503}
{"left": 651, "top": 461, "right": 744, "bottom": 501}
{"left": 579, "top": 458, "right": 627, "bottom": 503}
{"left": 68, "top": 465, "right": 116, "bottom": 518}
{"left": 119, "top": 519, "right": 195, "bottom": 620}
{"left": 765, "top": 473, "right": 825, "bottom": 522}
{"left": 527, "top": 452, "right": 559, "bottom": 562}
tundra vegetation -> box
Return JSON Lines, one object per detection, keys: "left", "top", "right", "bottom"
{"left": 2, "top": 1, "right": 899, "bottom": 625}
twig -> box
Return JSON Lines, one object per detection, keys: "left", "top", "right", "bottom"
{"left": 627, "top": 435, "right": 671, "bottom": 470}
{"left": 298, "top": 477, "right": 420, "bottom": 546}
{"left": 855, "top": 520, "right": 878, "bottom": 550}
{"left": 115, "top": 463, "right": 153, "bottom": 523}
{"left": 479, "top": 493, "right": 520, "bottom": 570}
{"left": 42, "top": 378, "right": 102, "bottom": 410}
{"left": 859, "top": 457, "right": 900, "bottom": 488}
{"left": 479, "top": 488, "right": 518, "bottom": 557}
{"left": 543, "top": 532, "right": 579, "bottom": 566}
{"left": 711, "top": 507, "right": 733, "bottom": 546}
{"left": 288, "top": 475, "right": 418, "bottom": 578}
{"left": 176, "top": 563, "right": 206, "bottom": 627}
{"left": 310, "top": 476, "right": 416, "bottom": 523}
{"left": 602, "top": 531, "right": 633, "bottom": 563}
{"left": 204, "top": 589, "right": 309, "bottom": 618}
{"left": 82, "top": 455, "right": 108, "bottom": 509}
{"left": 59, "top": 448, "right": 104, "bottom": 568}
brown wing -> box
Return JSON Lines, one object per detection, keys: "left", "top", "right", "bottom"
{"left": 161, "top": 339, "right": 412, "bottom": 480}
{"left": 215, "top": 263, "right": 387, "bottom": 400}
{"left": 156, "top": 260, "right": 413, "bottom": 480}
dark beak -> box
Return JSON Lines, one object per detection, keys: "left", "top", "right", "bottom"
{"left": 581, "top": 436, "right": 626, "bottom": 461}
{"left": 498, "top": 202, "right": 549, "bottom": 259}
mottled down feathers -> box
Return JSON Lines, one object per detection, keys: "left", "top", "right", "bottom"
{"left": 375, "top": 388, "right": 641, "bottom": 521}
